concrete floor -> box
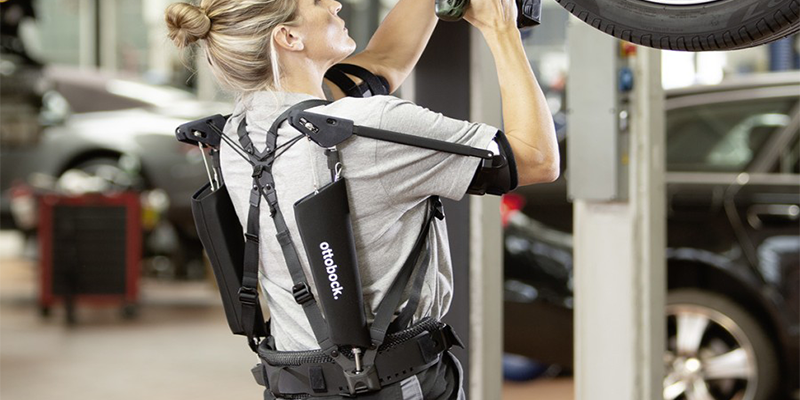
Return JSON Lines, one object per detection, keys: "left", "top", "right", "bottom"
{"left": 0, "top": 231, "right": 573, "bottom": 400}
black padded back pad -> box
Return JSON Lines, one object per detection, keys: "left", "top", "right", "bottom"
{"left": 192, "top": 183, "right": 267, "bottom": 336}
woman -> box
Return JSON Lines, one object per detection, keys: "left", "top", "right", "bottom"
{"left": 165, "top": 0, "right": 557, "bottom": 398}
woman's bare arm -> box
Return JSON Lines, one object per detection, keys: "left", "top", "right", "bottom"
{"left": 465, "top": 0, "right": 559, "bottom": 185}
{"left": 326, "top": 0, "right": 438, "bottom": 95}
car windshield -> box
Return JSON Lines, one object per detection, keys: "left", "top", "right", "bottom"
{"left": 666, "top": 97, "right": 797, "bottom": 173}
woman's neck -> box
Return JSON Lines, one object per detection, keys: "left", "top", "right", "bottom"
{"left": 279, "top": 55, "right": 331, "bottom": 99}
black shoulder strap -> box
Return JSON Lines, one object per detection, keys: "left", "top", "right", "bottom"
{"left": 358, "top": 196, "right": 443, "bottom": 371}
{"left": 236, "top": 99, "right": 331, "bottom": 352}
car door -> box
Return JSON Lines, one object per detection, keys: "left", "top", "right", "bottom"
{"left": 733, "top": 105, "right": 800, "bottom": 335}
{"left": 665, "top": 86, "right": 799, "bottom": 271}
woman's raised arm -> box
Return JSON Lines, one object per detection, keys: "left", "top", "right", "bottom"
{"left": 337, "top": 0, "right": 438, "bottom": 94}
{"left": 465, "top": 0, "right": 559, "bottom": 185}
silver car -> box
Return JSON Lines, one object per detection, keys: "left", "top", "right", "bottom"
{"left": 1, "top": 61, "right": 231, "bottom": 277}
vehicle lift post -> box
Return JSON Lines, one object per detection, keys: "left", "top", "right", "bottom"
{"left": 567, "top": 15, "right": 666, "bottom": 400}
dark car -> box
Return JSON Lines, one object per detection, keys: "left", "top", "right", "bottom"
{"left": 0, "top": 57, "right": 231, "bottom": 276}
{"left": 503, "top": 72, "right": 800, "bottom": 400}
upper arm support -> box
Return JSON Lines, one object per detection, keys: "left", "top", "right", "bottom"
{"left": 325, "top": 64, "right": 390, "bottom": 98}
{"left": 467, "top": 131, "right": 519, "bottom": 196}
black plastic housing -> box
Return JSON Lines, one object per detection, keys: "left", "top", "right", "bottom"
{"left": 294, "top": 179, "right": 371, "bottom": 348}
{"left": 176, "top": 114, "right": 227, "bottom": 147}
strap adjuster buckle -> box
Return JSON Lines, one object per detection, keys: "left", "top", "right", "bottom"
{"left": 244, "top": 233, "right": 259, "bottom": 243}
{"left": 292, "top": 283, "right": 314, "bottom": 305}
{"left": 252, "top": 164, "right": 265, "bottom": 178}
{"left": 238, "top": 286, "right": 259, "bottom": 306}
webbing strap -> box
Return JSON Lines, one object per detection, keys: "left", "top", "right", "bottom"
{"left": 236, "top": 99, "right": 330, "bottom": 351}
{"left": 389, "top": 241, "right": 431, "bottom": 332}
{"left": 256, "top": 168, "right": 332, "bottom": 348}
{"left": 365, "top": 197, "right": 440, "bottom": 365}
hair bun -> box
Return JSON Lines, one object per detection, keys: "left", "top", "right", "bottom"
{"left": 165, "top": 2, "right": 211, "bottom": 48}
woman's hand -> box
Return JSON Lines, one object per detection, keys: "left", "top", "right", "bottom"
{"left": 463, "top": 0, "right": 518, "bottom": 34}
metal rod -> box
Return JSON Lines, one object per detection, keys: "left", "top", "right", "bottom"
{"left": 197, "top": 142, "right": 216, "bottom": 191}
{"left": 352, "top": 347, "right": 363, "bottom": 373}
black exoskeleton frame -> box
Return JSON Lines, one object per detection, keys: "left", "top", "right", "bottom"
{"left": 176, "top": 103, "right": 516, "bottom": 396}
{"left": 176, "top": 64, "right": 515, "bottom": 396}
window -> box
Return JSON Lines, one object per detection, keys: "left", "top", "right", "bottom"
{"left": 666, "top": 98, "right": 797, "bottom": 172}
{"left": 36, "top": 0, "right": 82, "bottom": 65}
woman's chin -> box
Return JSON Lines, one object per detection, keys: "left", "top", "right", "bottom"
{"left": 340, "top": 42, "right": 357, "bottom": 59}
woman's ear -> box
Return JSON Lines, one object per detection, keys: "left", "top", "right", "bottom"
{"left": 273, "top": 25, "right": 305, "bottom": 52}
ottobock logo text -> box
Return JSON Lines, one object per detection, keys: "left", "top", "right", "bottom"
{"left": 319, "top": 242, "right": 344, "bottom": 300}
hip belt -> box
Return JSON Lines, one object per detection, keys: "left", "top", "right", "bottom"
{"left": 252, "top": 319, "right": 463, "bottom": 398}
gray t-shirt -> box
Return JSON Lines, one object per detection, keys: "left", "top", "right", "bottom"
{"left": 220, "top": 92, "right": 497, "bottom": 351}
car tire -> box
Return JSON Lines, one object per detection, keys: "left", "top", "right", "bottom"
{"left": 665, "top": 289, "right": 779, "bottom": 400}
{"left": 557, "top": 0, "right": 800, "bottom": 51}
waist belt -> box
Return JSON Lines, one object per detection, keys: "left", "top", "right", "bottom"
{"left": 252, "top": 319, "right": 463, "bottom": 398}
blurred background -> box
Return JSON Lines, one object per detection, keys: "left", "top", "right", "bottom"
{"left": 0, "top": 0, "right": 797, "bottom": 399}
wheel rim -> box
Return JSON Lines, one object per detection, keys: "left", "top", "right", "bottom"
{"left": 664, "top": 305, "right": 758, "bottom": 400}
{"left": 638, "top": 0, "right": 723, "bottom": 5}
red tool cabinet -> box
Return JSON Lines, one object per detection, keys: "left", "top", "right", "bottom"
{"left": 37, "top": 192, "right": 142, "bottom": 323}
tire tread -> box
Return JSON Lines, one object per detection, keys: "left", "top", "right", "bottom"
{"left": 557, "top": 0, "right": 800, "bottom": 51}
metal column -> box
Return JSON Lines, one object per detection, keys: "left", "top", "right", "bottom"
{"left": 98, "top": 0, "right": 118, "bottom": 71}
{"left": 468, "top": 23, "right": 503, "bottom": 400}
{"left": 567, "top": 17, "right": 666, "bottom": 400}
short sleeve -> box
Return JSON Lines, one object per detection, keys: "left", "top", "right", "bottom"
{"left": 374, "top": 97, "right": 499, "bottom": 202}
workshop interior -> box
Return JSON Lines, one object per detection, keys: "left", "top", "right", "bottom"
{"left": 0, "top": 0, "right": 798, "bottom": 399}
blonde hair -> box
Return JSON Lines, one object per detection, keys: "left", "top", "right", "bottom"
{"left": 165, "top": 0, "right": 299, "bottom": 93}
